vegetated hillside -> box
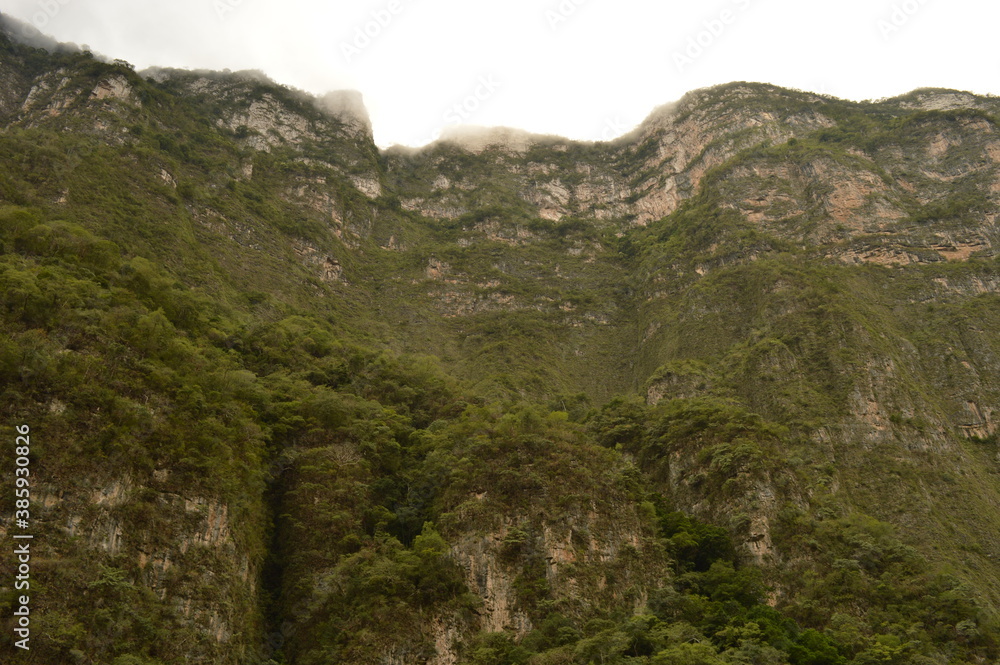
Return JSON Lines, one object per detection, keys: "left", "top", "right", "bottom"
{"left": 2, "top": 15, "right": 1000, "bottom": 665}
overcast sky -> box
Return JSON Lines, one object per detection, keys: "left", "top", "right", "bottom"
{"left": 1, "top": 0, "right": 997, "bottom": 147}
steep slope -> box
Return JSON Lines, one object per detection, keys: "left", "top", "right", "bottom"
{"left": 3, "top": 16, "right": 1000, "bottom": 665}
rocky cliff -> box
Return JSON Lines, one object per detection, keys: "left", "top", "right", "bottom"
{"left": 3, "top": 14, "right": 1000, "bottom": 665}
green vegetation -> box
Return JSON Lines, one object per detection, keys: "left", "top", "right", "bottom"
{"left": 3, "top": 28, "right": 1000, "bottom": 665}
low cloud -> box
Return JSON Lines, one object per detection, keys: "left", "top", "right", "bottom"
{"left": 0, "top": 11, "right": 82, "bottom": 53}
{"left": 315, "top": 90, "right": 371, "bottom": 132}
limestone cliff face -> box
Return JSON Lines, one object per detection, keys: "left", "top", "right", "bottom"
{"left": 0, "top": 472, "right": 264, "bottom": 663}
{"left": 383, "top": 84, "right": 1000, "bottom": 264}
{"left": 448, "top": 502, "right": 658, "bottom": 632}
{"left": 430, "top": 491, "right": 662, "bottom": 663}
{"left": 385, "top": 84, "right": 838, "bottom": 231}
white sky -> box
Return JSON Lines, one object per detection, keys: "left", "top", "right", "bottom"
{"left": 1, "top": 0, "right": 997, "bottom": 147}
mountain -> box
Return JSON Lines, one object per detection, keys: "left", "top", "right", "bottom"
{"left": 3, "top": 16, "right": 1000, "bottom": 665}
